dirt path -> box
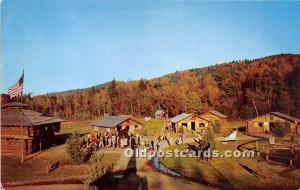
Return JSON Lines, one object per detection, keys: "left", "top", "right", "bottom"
{"left": 136, "top": 155, "right": 219, "bottom": 190}
{"left": 108, "top": 136, "right": 219, "bottom": 190}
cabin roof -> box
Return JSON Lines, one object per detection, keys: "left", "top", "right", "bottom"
{"left": 209, "top": 110, "right": 227, "bottom": 118}
{"left": 170, "top": 113, "right": 210, "bottom": 123}
{"left": 270, "top": 112, "right": 300, "bottom": 123}
{"left": 249, "top": 112, "right": 300, "bottom": 123}
{"left": 170, "top": 113, "right": 192, "bottom": 123}
{"left": 90, "top": 115, "right": 142, "bottom": 128}
{"left": 155, "top": 110, "right": 165, "bottom": 115}
{"left": 1, "top": 102, "right": 29, "bottom": 108}
{"left": 1, "top": 107, "right": 65, "bottom": 127}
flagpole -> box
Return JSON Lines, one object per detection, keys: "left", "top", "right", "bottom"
{"left": 21, "top": 69, "right": 24, "bottom": 163}
{"left": 20, "top": 94, "right": 24, "bottom": 163}
{"left": 9, "top": 70, "right": 25, "bottom": 163}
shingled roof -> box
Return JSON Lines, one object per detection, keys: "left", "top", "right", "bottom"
{"left": 170, "top": 113, "right": 192, "bottom": 123}
{"left": 90, "top": 115, "right": 133, "bottom": 128}
{"left": 1, "top": 103, "right": 65, "bottom": 127}
{"left": 270, "top": 112, "right": 300, "bottom": 123}
{"left": 209, "top": 111, "right": 227, "bottom": 118}
{"left": 1, "top": 102, "right": 29, "bottom": 108}
{"left": 155, "top": 110, "right": 165, "bottom": 115}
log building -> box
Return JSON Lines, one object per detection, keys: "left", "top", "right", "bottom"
{"left": 200, "top": 110, "right": 228, "bottom": 124}
{"left": 90, "top": 115, "right": 143, "bottom": 135}
{"left": 247, "top": 112, "right": 300, "bottom": 134}
{"left": 169, "top": 113, "right": 210, "bottom": 134}
{"left": 1, "top": 102, "right": 64, "bottom": 155}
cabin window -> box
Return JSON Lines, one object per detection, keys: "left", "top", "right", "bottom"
{"left": 182, "top": 123, "right": 188, "bottom": 127}
{"left": 258, "top": 122, "right": 264, "bottom": 127}
{"left": 270, "top": 115, "right": 273, "bottom": 120}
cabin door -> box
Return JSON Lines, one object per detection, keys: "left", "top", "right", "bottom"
{"left": 191, "top": 122, "right": 196, "bottom": 131}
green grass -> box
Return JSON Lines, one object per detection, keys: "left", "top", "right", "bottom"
{"left": 160, "top": 132, "right": 300, "bottom": 190}
{"left": 1, "top": 150, "right": 120, "bottom": 184}
{"left": 2, "top": 121, "right": 120, "bottom": 184}
{"left": 58, "top": 120, "right": 93, "bottom": 136}
{"left": 5, "top": 184, "right": 83, "bottom": 190}
{"left": 143, "top": 119, "right": 167, "bottom": 137}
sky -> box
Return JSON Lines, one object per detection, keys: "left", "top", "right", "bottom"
{"left": 1, "top": 0, "right": 300, "bottom": 95}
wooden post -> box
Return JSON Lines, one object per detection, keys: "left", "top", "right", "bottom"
{"left": 289, "top": 159, "right": 293, "bottom": 167}
{"left": 266, "top": 154, "right": 269, "bottom": 161}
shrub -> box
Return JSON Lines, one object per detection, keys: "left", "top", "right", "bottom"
{"left": 202, "top": 127, "right": 216, "bottom": 150}
{"left": 83, "top": 152, "right": 111, "bottom": 190}
{"left": 212, "top": 121, "right": 221, "bottom": 134}
{"left": 66, "top": 131, "right": 86, "bottom": 164}
{"left": 270, "top": 122, "right": 289, "bottom": 137}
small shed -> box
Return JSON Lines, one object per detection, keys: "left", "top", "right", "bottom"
{"left": 169, "top": 113, "right": 210, "bottom": 134}
{"left": 247, "top": 112, "right": 300, "bottom": 134}
{"left": 154, "top": 110, "right": 166, "bottom": 119}
{"left": 201, "top": 110, "right": 227, "bottom": 123}
{"left": 1, "top": 102, "right": 65, "bottom": 155}
{"left": 90, "top": 115, "right": 143, "bottom": 135}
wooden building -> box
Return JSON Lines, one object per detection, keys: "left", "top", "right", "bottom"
{"left": 169, "top": 113, "right": 210, "bottom": 134}
{"left": 247, "top": 112, "right": 300, "bottom": 134}
{"left": 154, "top": 110, "right": 167, "bottom": 119}
{"left": 1, "top": 102, "right": 65, "bottom": 155}
{"left": 1, "top": 93, "right": 10, "bottom": 105}
{"left": 90, "top": 115, "right": 143, "bottom": 135}
{"left": 201, "top": 110, "right": 227, "bottom": 123}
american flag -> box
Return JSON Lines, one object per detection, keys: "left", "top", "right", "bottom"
{"left": 8, "top": 72, "right": 24, "bottom": 99}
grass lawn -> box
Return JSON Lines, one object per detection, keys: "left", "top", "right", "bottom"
{"left": 6, "top": 184, "right": 83, "bottom": 190}
{"left": 143, "top": 119, "right": 167, "bottom": 137}
{"left": 160, "top": 131, "right": 300, "bottom": 190}
{"left": 2, "top": 120, "right": 120, "bottom": 185}
{"left": 1, "top": 146, "right": 120, "bottom": 184}
{"left": 58, "top": 120, "right": 93, "bottom": 136}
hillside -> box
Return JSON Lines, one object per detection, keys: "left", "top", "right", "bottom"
{"left": 19, "top": 54, "right": 300, "bottom": 119}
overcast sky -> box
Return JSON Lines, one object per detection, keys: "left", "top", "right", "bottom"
{"left": 2, "top": 1, "right": 300, "bottom": 95}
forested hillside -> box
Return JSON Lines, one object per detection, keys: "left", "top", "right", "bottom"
{"left": 19, "top": 54, "right": 300, "bottom": 120}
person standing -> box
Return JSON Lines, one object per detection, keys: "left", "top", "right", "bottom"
{"left": 112, "top": 134, "right": 116, "bottom": 148}
{"left": 99, "top": 134, "right": 104, "bottom": 149}
{"left": 131, "top": 135, "right": 136, "bottom": 149}
{"left": 151, "top": 139, "right": 154, "bottom": 151}
{"left": 168, "top": 135, "right": 172, "bottom": 147}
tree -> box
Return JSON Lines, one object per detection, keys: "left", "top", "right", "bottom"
{"left": 270, "top": 122, "right": 289, "bottom": 137}
{"left": 202, "top": 127, "right": 215, "bottom": 150}
{"left": 84, "top": 152, "right": 111, "bottom": 190}
{"left": 185, "top": 92, "right": 203, "bottom": 114}
{"left": 212, "top": 121, "right": 221, "bottom": 134}
{"left": 66, "top": 132, "right": 86, "bottom": 164}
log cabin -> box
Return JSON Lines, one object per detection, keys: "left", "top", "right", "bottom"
{"left": 247, "top": 112, "right": 300, "bottom": 134}
{"left": 90, "top": 115, "right": 143, "bottom": 135}
{"left": 200, "top": 110, "right": 228, "bottom": 124}
{"left": 169, "top": 113, "right": 210, "bottom": 134}
{"left": 154, "top": 110, "right": 167, "bottom": 120}
{"left": 1, "top": 102, "right": 65, "bottom": 155}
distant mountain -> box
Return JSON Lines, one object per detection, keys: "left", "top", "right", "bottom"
{"left": 20, "top": 54, "right": 300, "bottom": 120}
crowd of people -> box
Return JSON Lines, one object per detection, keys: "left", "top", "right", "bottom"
{"left": 85, "top": 128, "right": 186, "bottom": 152}
{"left": 85, "top": 130, "right": 145, "bottom": 150}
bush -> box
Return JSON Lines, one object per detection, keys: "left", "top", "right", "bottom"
{"left": 83, "top": 152, "right": 111, "bottom": 190}
{"left": 212, "top": 121, "right": 221, "bottom": 134}
{"left": 66, "top": 131, "right": 86, "bottom": 164}
{"left": 270, "top": 122, "right": 289, "bottom": 137}
{"left": 202, "top": 127, "right": 215, "bottom": 150}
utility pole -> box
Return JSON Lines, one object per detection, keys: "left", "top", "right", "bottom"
{"left": 251, "top": 98, "right": 259, "bottom": 117}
